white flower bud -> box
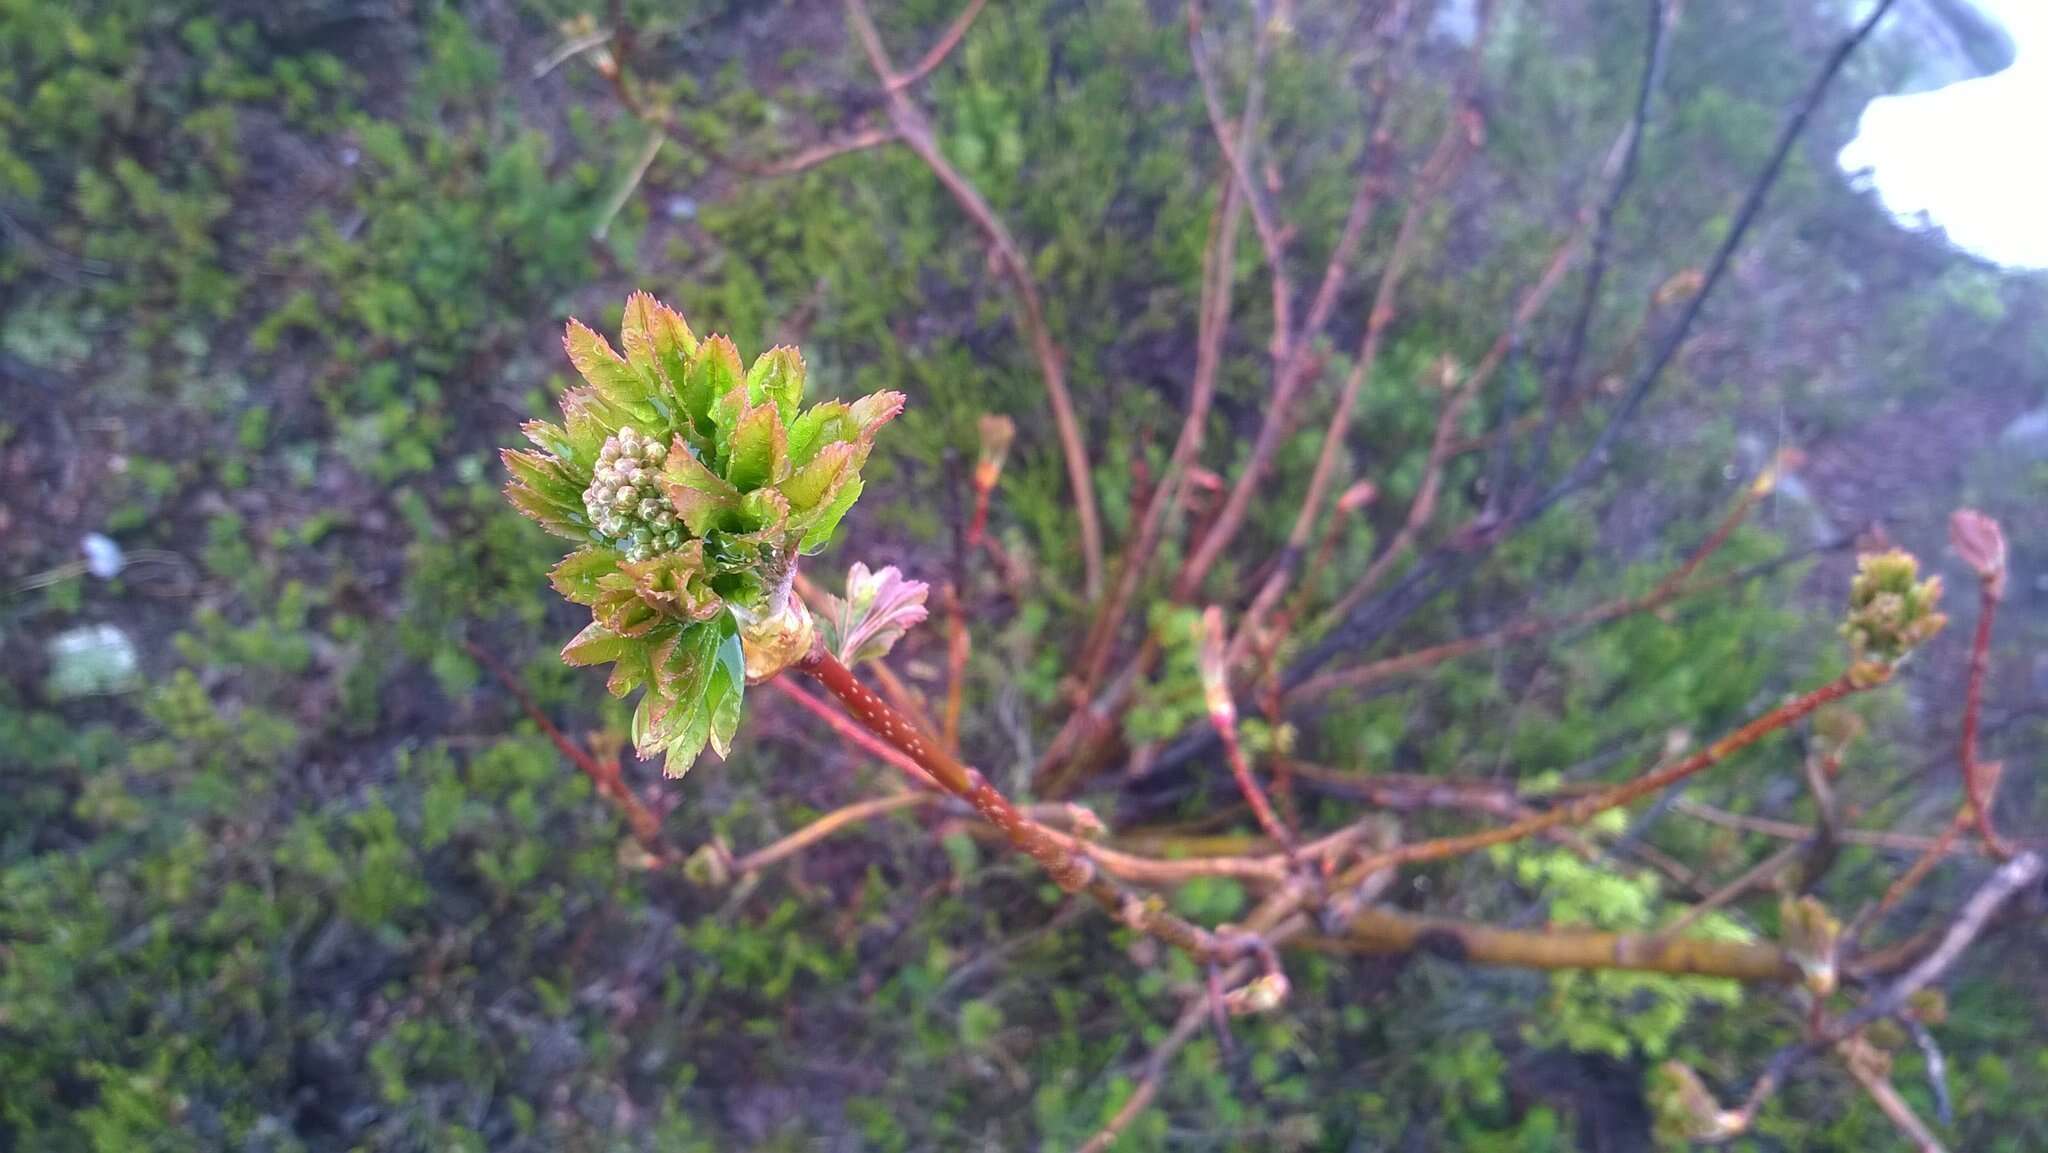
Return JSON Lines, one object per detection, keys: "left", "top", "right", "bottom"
{"left": 583, "top": 427, "right": 692, "bottom": 560}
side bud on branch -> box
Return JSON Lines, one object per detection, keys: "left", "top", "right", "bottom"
{"left": 1650, "top": 1061, "right": 1744, "bottom": 1146}
{"left": 1949, "top": 508, "right": 2006, "bottom": 600}
{"left": 1841, "top": 549, "right": 1946, "bottom": 683}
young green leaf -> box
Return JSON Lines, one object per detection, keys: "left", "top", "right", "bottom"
{"left": 725, "top": 403, "right": 787, "bottom": 492}
{"left": 565, "top": 320, "right": 652, "bottom": 418}
{"left": 745, "top": 346, "right": 805, "bottom": 424}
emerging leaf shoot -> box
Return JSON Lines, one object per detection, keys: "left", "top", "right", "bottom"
{"left": 507, "top": 292, "right": 903, "bottom": 775}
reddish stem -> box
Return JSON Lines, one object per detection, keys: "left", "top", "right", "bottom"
{"left": 1212, "top": 711, "right": 1295, "bottom": 853}
{"left": 466, "top": 640, "right": 665, "bottom": 853}
{"left": 793, "top": 642, "right": 1233, "bottom": 961}
{"left": 1959, "top": 581, "right": 2009, "bottom": 857}
{"left": 942, "top": 582, "right": 970, "bottom": 754}
{"left": 770, "top": 676, "right": 937, "bottom": 789}
{"left": 965, "top": 483, "right": 992, "bottom": 548}
{"left": 1335, "top": 669, "right": 1879, "bottom": 881}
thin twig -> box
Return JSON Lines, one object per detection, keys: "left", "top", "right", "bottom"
{"left": 730, "top": 793, "right": 933, "bottom": 875}
{"left": 1335, "top": 669, "right": 1881, "bottom": 882}
{"left": 1076, "top": 995, "right": 1215, "bottom": 1153}
{"left": 1174, "top": 15, "right": 1413, "bottom": 599}
{"left": 1652, "top": 842, "right": 1801, "bottom": 945}
{"left": 1904, "top": 1017, "right": 1953, "bottom": 1127}
{"left": 745, "top": 125, "right": 898, "bottom": 178}
{"left": 1223, "top": 91, "right": 1477, "bottom": 645}
{"left": 1674, "top": 800, "right": 2015, "bottom": 858}
{"left": 532, "top": 27, "right": 614, "bottom": 79}
{"left": 1525, "top": 0, "right": 1903, "bottom": 520}
{"left": 1533, "top": 0, "right": 1674, "bottom": 482}
{"left": 1075, "top": 11, "right": 1269, "bottom": 688}
{"left": 1840, "top": 1039, "right": 1949, "bottom": 1153}
{"left": 843, "top": 0, "right": 1106, "bottom": 598}
{"left": 1318, "top": 226, "right": 1589, "bottom": 628}
{"left": 1188, "top": 0, "right": 1290, "bottom": 355}
{"left": 1952, "top": 509, "right": 2010, "bottom": 855}
{"left": 465, "top": 639, "right": 665, "bottom": 852}
{"left": 1733, "top": 851, "right": 2043, "bottom": 1126}
{"left": 1201, "top": 606, "right": 1295, "bottom": 851}
{"left": 1269, "top": 0, "right": 1900, "bottom": 742}
{"left": 1871, "top": 808, "right": 1971, "bottom": 920}
{"left": 1288, "top": 469, "right": 1790, "bottom": 704}
{"left": 886, "top": 0, "right": 990, "bottom": 92}
{"left": 591, "top": 128, "right": 664, "bottom": 241}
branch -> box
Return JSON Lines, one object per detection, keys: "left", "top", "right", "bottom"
{"left": 1524, "top": 0, "right": 1903, "bottom": 520}
{"left": 1733, "top": 851, "right": 2042, "bottom": 1126}
{"left": 843, "top": 0, "right": 1105, "bottom": 598}
{"left": 465, "top": 639, "right": 665, "bottom": 853}
{"left": 1272, "top": 0, "right": 1900, "bottom": 731}
{"left": 794, "top": 641, "right": 1238, "bottom": 961}
{"left": 1287, "top": 469, "right": 1794, "bottom": 705}
{"left": 1334, "top": 668, "right": 1881, "bottom": 881}
{"left": 744, "top": 125, "right": 897, "bottom": 178}
{"left": 886, "top": 0, "right": 989, "bottom": 92}
{"left": 770, "top": 676, "right": 937, "bottom": 788}
{"left": 1302, "top": 907, "right": 1802, "bottom": 983}
{"left": 1534, "top": 0, "right": 1675, "bottom": 481}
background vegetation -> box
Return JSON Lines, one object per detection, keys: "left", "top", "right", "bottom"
{"left": 3, "top": 1, "right": 2044, "bottom": 1149}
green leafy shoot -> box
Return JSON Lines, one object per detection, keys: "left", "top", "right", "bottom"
{"left": 505, "top": 292, "right": 903, "bottom": 774}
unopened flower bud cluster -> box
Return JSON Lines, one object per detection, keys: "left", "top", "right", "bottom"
{"left": 583, "top": 426, "right": 680, "bottom": 562}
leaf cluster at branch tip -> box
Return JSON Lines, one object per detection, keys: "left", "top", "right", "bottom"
{"left": 505, "top": 291, "right": 903, "bottom": 774}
